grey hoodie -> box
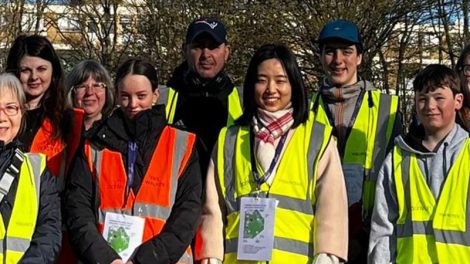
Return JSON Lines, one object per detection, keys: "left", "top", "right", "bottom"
{"left": 368, "top": 124, "right": 469, "bottom": 263}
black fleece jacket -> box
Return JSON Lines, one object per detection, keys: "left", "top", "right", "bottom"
{"left": 167, "top": 62, "right": 235, "bottom": 178}
{"left": 64, "top": 105, "right": 202, "bottom": 264}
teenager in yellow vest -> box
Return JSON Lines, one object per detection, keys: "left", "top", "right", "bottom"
{"left": 313, "top": 19, "right": 402, "bottom": 263}
{"left": 0, "top": 73, "right": 60, "bottom": 263}
{"left": 196, "top": 44, "right": 348, "bottom": 264}
{"left": 369, "top": 64, "right": 469, "bottom": 263}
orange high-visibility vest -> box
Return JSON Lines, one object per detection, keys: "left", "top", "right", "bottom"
{"left": 30, "top": 108, "right": 84, "bottom": 264}
{"left": 29, "top": 108, "right": 84, "bottom": 179}
{"left": 85, "top": 126, "right": 196, "bottom": 263}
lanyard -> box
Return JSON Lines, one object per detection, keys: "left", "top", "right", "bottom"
{"left": 250, "top": 128, "right": 288, "bottom": 190}
{"left": 320, "top": 83, "right": 366, "bottom": 157}
{"left": 126, "top": 141, "right": 137, "bottom": 200}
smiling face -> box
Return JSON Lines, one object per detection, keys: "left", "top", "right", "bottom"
{"left": 73, "top": 76, "right": 106, "bottom": 121}
{"left": 19, "top": 55, "right": 53, "bottom": 109}
{"left": 0, "top": 89, "right": 22, "bottom": 145}
{"left": 254, "top": 58, "right": 292, "bottom": 112}
{"left": 321, "top": 39, "right": 362, "bottom": 87}
{"left": 186, "top": 35, "right": 230, "bottom": 79}
{"left": 415, "top": 86, "right": 463, "bottom": 135}
{"left": 118, "top": 74, "right": 159, "bottom": 118}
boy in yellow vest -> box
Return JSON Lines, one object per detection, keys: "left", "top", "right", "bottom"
{"left": 368, "top": 64, "right": 469, "bottom": 263}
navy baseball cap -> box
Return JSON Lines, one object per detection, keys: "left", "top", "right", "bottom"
{"left": 186, "top": 18, "right": 227, "bottom": 44}
{"left": 318, "top": 19, "right": 362, "bottom": 47}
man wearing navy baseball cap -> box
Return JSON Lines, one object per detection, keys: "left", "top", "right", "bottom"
{"left": 161, "top": 16, "right": 243, "bottom": 188}
{"left": 311, "top": 19, "right": 402, "bottom": 264}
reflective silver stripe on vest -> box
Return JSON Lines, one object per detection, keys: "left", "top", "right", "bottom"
{"left": 26, "top": 153, "right": 44, "bottom": 203}
{"left": 307, "top": 121, "right": 326, "bottom": 190}
{"left": 222, "top": 126, "right": 239, "bottom": 214}
{"left": 98, "top": 208, "right": 132, "bottom": 224}
{"left": 433, "top": 177, "right": 470, "bottom": 246}
{"left": 134, "top": 202, "right": 172, "bottom": 219}
{"left": 4, "top": 237, "right": 31, "bottom": 252}
{"left": 367, "top": 93, "right": 393, "bottom": 182}
{"left": 396, "top": 152, "right": 413, "bottom": 238}
{"left": 223, "top": 123, "right": 325, "bottom": 215}
{"left": 225, "top": 237, "right": 314, "bottom": 258}
{"left": 397, "top": 151, "right": 470, "bottom": 246}
{"left": 178, "top": 251, "right": 193, "bottom": 264}
{"left": 221, "top": 123, "right": 326, "bottom": 258}
{"left": 0, "top": 150, "right": 25, "bottom": 203}
{"left": 95, "top": 128, "right": 189, "bottom": 222}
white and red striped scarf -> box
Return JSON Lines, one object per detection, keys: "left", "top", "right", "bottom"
{"left": 253, "top": 106, "right": 294, "bottom": 172}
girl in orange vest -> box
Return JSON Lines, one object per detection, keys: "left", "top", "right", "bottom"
{"left": 5, "top": 35, "right": 84, "bottom": 263}
{"left": 65, "top": 59, "right": 202, "bottom": 264}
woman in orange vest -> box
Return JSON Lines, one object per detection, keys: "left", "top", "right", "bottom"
{"left": 5, "top": 35, "right": 83, "bottom": 187}
{"left": 5, "top": 35, "right": 84, "bottom": 263}
{"left": 65, "top": 59, "right": 202, "bottom": 264}
{"left": 66, "top": 60, "right": 115, "bottom": 131}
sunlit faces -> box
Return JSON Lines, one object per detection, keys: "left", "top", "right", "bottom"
{"left": 415, "top": 86, "right": 463, "bottom": 135}
{"left": 118, "top": 74, "right": 159, "bottom": 118}
{"left": 19, "top": 56, "right": 53, "bottom": 107}
{"left": 254, "top": 59, "right": 292, "bottom": 112}
{"left": 187, "top": 36, "right": 230, "bottom": 79}
{"left": 321, "top": 39, "right": 362, "bottom": 87}
{"left": 73, "top": 76, "right": 106, "bottom": 121}
{"left": 0, "top": 89, "right": 22, "bottom": 144}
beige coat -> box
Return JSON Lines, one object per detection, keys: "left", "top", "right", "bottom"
{"left": 196, "top": 131, "right": 349, "bottom": 263}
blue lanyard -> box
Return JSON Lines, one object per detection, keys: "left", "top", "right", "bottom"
{"left": 319, "top": 83, "right": 366, "bottom": 157}
{"left": 126, "top": 141, "right": 137, "bottom": 199}
{"left": 250, "top": 128, "right": 288, "bottom": 190}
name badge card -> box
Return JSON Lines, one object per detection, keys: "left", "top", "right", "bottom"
{"left": 237, "top": 197, "right": 277, "bottom": 261}
{"left": 103, "top": 212, "right": 145, "bottom": 262}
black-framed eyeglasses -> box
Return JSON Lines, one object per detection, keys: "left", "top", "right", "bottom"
{"left": 73, "top": 82, "right": 107, "bottom": 93}
{"left": 0, "top": 104, "right": 20, "bottom": 116}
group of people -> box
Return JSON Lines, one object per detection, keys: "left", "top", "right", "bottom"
{"left": 0, "top": 15, "right": 468, "bottom": 264}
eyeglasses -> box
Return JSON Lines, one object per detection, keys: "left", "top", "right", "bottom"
{"left": 0, "top": 104, "right": 20, "bottom": 116}
{"left": 73, "top": 82, "right": 107, "bottom": 93}
{"left": 461, "top": 64, "right": 470, "bottom": 76}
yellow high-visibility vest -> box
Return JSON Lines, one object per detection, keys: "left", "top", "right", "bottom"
{"left": 216, "top": 112, "right": 332, "bottom": 263}
{"left": 312, "top": 90, "right": 399, "bottom": 217}
{"left": 394, "top": 139, "right": 470, "bottom": 263}
{"left": 165, "top": 86, "right": 243, "bottom": 126}
{"left": 0, "top": 151, "right": 45, "bottom": 264}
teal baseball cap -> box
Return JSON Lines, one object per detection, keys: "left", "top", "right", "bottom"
{"left": 319, "top": 19, "right": 362, "bottom": 48}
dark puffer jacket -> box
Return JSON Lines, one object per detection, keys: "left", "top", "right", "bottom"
{"left": 0, "top": 140, "right": 61, "bottom": 263}
{"left": 64, "top": 105, "right": 202, "bottom": 264}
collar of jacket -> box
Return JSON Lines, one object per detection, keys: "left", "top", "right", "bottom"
{"left": 167, "top": 61, "right": 234, "bottom": 99}
{"left": 90, "top": 105, "right": 167, "bottom": 154}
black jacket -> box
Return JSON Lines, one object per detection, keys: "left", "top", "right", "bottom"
{"left": 0, "top": 140, "right": 61, "bottom": 263}
{"left": 64, "top": 105, "right": 202, "bottom": 264}
{"left": 167, "top": 62, "right": 236, "bottom": 178}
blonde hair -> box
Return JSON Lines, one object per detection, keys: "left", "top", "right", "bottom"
{"left": 0, "top": 73, "right": 26, "bottom": 112}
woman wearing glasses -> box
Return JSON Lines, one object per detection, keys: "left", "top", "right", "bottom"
{"left": 0, "top": 73, "right": 61, "bottom": 263}
{"left": 456, "top": 46, "right": 470, "bottom": 131}
{"left": 66, "top": 60, "right": 115, "bottom": 131}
